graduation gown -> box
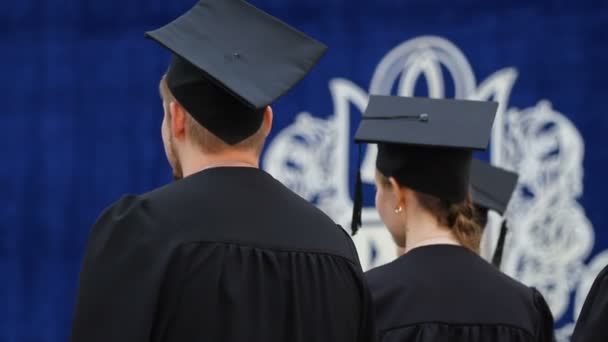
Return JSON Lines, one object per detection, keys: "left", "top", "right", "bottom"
{"left": 572, "top": 264, "right": 608, "bottom": 342}
{"left": 366, "top": 244, "right": 555, "bottom": 342}
{"left": 71, "top": 167, "right": 374, "bottom": 342}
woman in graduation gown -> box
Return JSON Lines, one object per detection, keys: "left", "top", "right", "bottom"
{"left": 352, "top": 95, "right": 556, "bottom": 342}
{"left": 572, "top": 264, "right": 608, "bottom": 341}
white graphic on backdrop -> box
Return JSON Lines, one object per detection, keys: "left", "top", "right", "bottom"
{"left": 263, "top": 36, "right": 602, "bottom": 339}
{"left": 499, "top": 101, "right": 594, "bottom": 322}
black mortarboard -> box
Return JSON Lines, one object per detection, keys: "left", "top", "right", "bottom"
{"left": 469, "top": 159, "right": 519, "bottom": 268}
{"left": 351, "top": 96, "right": 497, "bottom": 234}
{"left": 470, "top": 159, "right": 519, "bottom": 215}
{"left": 145, "top": 0, "right": 327, "bottom": 144}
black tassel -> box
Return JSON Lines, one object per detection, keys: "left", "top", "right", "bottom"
{"left": 492, "top": 220, "right": 509, "bottom": 268}
{"left": 351, "top": 145, "right": 363, "bottom": 236}
{"left": 351, "top": 170, "right": 363, "bottom": 236}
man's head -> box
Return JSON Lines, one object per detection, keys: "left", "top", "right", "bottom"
{"left": 159, "top": 75, "right": 273, "bottom": 180}
{"left": 146, "top": 0, "right": 328, "bottom": 181}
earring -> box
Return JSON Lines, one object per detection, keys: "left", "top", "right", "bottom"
{"left": 394, "top": 206, "right": 403, "bottom": 214}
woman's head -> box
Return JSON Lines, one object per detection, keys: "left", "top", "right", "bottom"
{"left": 374, "top": 170, "right": 482, "bottom": 253}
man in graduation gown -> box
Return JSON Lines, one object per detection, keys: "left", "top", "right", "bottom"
{"left": 572, "top": 264, "right": 608, "bottom": 342}
{"left": 70, "top": 1, "right": 374, "bottom": 341}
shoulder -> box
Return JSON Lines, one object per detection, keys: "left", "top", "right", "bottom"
{"left": 365, "top": 259, "right": 397, "bottom": 287}
{"left": 572, "top": 264, "right": 608, "bottom": 341}
{"left": 464, "top": 257, "right": 554, "bottom": 334}
{"left": 599, "top": 264, "right": 608, "bottom": 279}
{"left": 448, "top": 248, "right": 535, "bottom": 301}
{"left": 488, "top": 265, "right": 536, "bottom": 299}
{"left": 79, "top": 195, "right": 183, "bottom": 291}
{"left": 93, "top": 194, "right": 154, "bottom": 236}
{"left": 465, "top": 257, "right": 554, "bottom": 335}
{"left": 589, "top": 264, "right": 608, "bottom": 292}
{"left": 134, "top": 170, "right": 360, "bottom": 264}
{"left": 576, "top": 263, "right": 608, "bottom": 321}
{"left": 364, "top": 258, "right": 404, "bottom": 300}
{"left": 88, "top": 194, "right": 172, "bottom": 255}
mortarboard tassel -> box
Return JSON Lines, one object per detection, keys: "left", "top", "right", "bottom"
{"left": 491, "top": 220, "right": 509, "bottom": 268}
{"left": 351, "top": 145, "right": 363, "bottom": 236}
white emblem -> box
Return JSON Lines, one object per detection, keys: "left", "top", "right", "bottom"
{"left": 263, "top": 35, "right": 602, "bottom": 340}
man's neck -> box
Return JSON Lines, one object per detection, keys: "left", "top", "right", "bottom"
{"left": 180, "top": 151, "right": 259, "bottom": 178}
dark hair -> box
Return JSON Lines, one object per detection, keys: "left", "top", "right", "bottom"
{"left": 415, "top": 192, "right": 482, "bottom": 253}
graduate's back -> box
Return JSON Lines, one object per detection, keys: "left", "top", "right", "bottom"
{"left": 71, "top": 1, "right": 376, "bottom": 340}
{"left": 71, "top": 167, "right": 374, "bottom": 342}
{"left": 366, "top": 244, "right": 554, "bottom": 342}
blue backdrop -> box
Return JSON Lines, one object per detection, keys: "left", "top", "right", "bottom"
{"left": 2, "top": 0, "right": 607, "bottom": 341}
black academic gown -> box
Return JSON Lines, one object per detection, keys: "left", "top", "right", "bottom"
{"left": 572, "top": 264, "right": 608, "bottom": 342}
{"left": 366, "top": 244, "right": 555, "bottom": 342}
{"left": 71, "top": 167, "right": 374, "bottom": 342}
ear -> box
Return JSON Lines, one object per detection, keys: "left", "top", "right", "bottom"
{"left": 262, "top": 106, "right": 273, "bottom": 136}
{"left": 388, "top": 177, "right": 407, "bottom": 208}
{"left": 169, "top": 101, "right": 187, "bottom": 140}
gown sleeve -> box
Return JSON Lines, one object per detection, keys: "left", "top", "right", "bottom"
{"left": 341, "top": 225, "right": 377, "bottom": 342}
{"left": 572, "top": 266, "right": 608, "bottom": 342}
{"left": 351, "top": 246, "right": 376, "bottom": 342}
{"left": 70, "top": 196, "right": 175, "bottom": 342}
{"left": 358, "top": 284, "right": 376, "bottom": 342}
{"left": 532, "top": 288, "right": 556, "bottom": 342}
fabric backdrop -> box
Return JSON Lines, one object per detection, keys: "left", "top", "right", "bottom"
{"left": 1, "top": 0, "right": 607, "bottom": 341}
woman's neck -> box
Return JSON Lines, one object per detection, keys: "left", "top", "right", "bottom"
{"left": 402, "top": 214, "right": 460, "bottom": 254}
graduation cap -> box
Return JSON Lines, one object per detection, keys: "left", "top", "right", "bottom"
{"left": 351, "top": 95, "right": 498, "bottom": 235}
{"left": 469, "top": 159, "right": 519, "bottom": 268}
{"left": 145, "top": 0, "right": 327, "bottom": 144}
{"left": 470, "top": 159, "right": 519, "bottom": 215}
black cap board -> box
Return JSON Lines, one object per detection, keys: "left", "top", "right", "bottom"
{"left": 355, "top": 96, "right": 498, "bottom": 149}
{"left": 470, "top": 159, "right": 519, "bottom": 215}
{"left": 350, "top": 96, "right": 498, "bottom": 235}
{"left": 145, "top": 0, "right": 328, "bottom": 144}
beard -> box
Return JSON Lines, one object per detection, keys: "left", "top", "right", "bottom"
{"left": 167, "top": 136, "right": 183, "bottom": 181}
{"left": 173, "top": 169, "right": 183, "bottom": 181}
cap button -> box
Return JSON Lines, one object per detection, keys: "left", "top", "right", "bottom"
{"left": 419, "top": 113, "right": 429, "bottom": 122}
